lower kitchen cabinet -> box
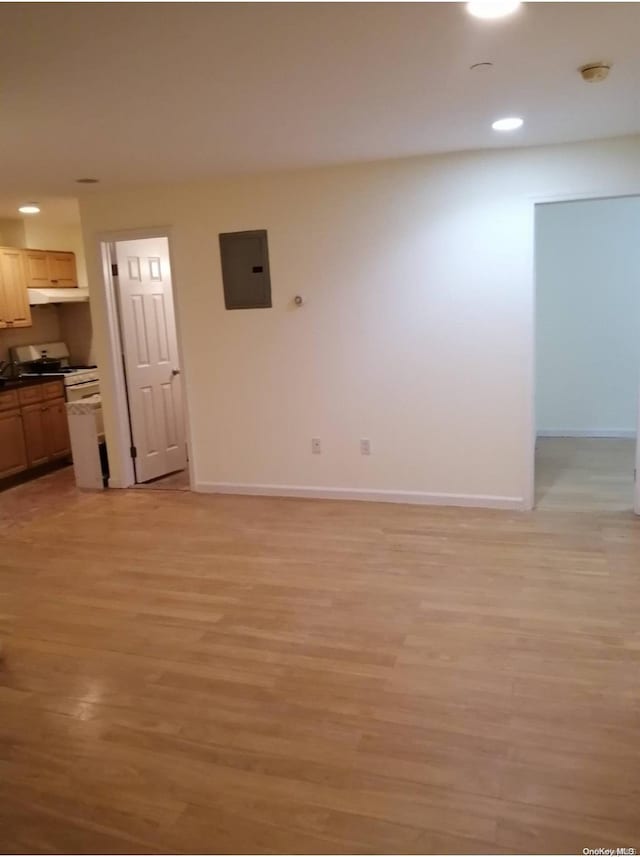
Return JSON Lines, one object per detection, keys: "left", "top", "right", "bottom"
{"left": 22, "top": 398, "right": 71, "bottom": 466}
{"left": 0, "top": 381, "right": 71, "bottom": 483}
{"left": 44, "top": 398, "right": 72, "bottom": 459}
{"left": 22, "top": 401, "right": 50, "bottom": 467}
{"left": 0, "top": 408, "right": 28, "bottom": 478}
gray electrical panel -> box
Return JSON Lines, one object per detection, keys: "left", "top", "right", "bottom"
{"left": 219, "top": 229, "right": 272, "bottom": 310}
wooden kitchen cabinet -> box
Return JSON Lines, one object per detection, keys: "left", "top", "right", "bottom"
{"left": 0, "top": 246, "right": 32, "bottom": 329}
{"left": 0, "top": 389, "right": 20, "bottom": 412}
{"left": 44, "top": 398, "right": 72, "bottom": 459}
{"left": 22, "top": 249, "right": 50, "bottom": 288}
{"left": 21, "top": 401, "right": 50, "bottom": 467}
{"left": 46, "top": 251, "right": 77, "bottom": 287}
{"left": 21, "top": 391, "right": 71, "bottom": 466}
{"left": 22, "top": 248, "right": 78, "bottom": 288}
{"left": 0, "top": 408, "right": 28, "bottom": 479}
{"left": 0, "top": 381, "right": 71, "bottom": 483}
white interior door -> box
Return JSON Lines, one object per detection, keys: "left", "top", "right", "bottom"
{"left": 115, "top": 237, "right": 187, "bottom": 483}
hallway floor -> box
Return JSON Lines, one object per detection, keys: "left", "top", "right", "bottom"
{"left": 133, "top": 469, "right": 191, "bottom": 492}
{"left": 535, "top": 437, "right": 635, "bottom": 512}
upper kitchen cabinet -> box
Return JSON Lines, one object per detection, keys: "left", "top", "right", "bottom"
{"left": 22, "top": 249, "right": 50, "bottom": 288}
{"left": 0, "top": 246, "right": 32, "bottom": 329}
{"left": 47, "top": 251, "right": 78, "bottom": 287}
{"left": 23, "top": 249, "right": 78, "bottom": 288}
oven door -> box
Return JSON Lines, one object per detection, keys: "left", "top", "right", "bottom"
{"left": 65, "top": 380, "right": 101, "bottom": 402}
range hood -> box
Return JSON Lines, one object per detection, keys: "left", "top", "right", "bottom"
{"left": 28, "top": 287, "right": 90, "bottom": 306}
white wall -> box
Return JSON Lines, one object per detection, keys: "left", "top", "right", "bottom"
{"left": 79, "top": 135, "right": 640, "bottom": 507}
{"left": 57, "top": 302, "right": 94, "bottom": 366}
{"left": 0, "top": 218, "right": 26, "bottom": 247}
{"left": 536, "top": 196, "right": 640, "bottom": 437}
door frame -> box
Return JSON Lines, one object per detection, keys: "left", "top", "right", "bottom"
{"left": 528, "top": 189, "right": 640, "bottom": 513}
{"left": 96, "top": 226, "right": 194, "bottom": 489}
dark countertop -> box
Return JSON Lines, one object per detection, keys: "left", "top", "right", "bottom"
{"left": 0, "top": 375, "right": 65, "bottom": 392}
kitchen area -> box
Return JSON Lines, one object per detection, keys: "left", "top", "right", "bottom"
{"left": 0, "top": 209, "right": 103, "bottom": 491}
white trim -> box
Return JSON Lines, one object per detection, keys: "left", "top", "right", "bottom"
{"left": 537, "top": 429, "right": 636, "bottom": 439}
{"left": 94, "top": 226, "right": 195, "bottom": 491}
{"left": 635, "top": 387, "right": 640, "bottom": 515}
{"left": 529, "top": 187, "right": 640, "bottom": 513}
{"left": 195, "top": 481, "right": 526, "bottom": 511}
{"left": 100, "top": 241, "right": 135, "bottom": 488}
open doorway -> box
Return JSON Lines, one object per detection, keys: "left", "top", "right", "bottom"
{"left": 534, "top": 195, "right": 640, "bottom": 512}
{"left": 104, "top": 233, "right": 190, "bottom": 490}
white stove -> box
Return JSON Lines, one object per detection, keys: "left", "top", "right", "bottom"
{"left": 20, "top": 367, "right": 100, "bottom": 386}
{"left": 11, "top": 341, "right": 100, "bottom": 402}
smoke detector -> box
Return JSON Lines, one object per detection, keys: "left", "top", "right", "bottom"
{"left": 579, "top": 63, "right": 611, "bottom": 83}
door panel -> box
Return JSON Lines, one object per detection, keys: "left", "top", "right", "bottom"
{"left": 0, "top": 248, "right": 32, "bottom": 328}
{"left": 47, "top": 252, "right": 77, "bottom": 287}
{"left": 161, "top": 382, "right": 178, "bottom": 447}
{"left": 0, "top": 410, "right": 28, "bottom": 478}
{"left": 115, "top": 237, "right": 187, "bottom": 483}
{"left": 44, "top": 398, "right": 72, "bottom": 459}
{"left": 141, "top": 386, "right": 159, "bottom": 455}
{"left": 22, "top": 402, "right": 49, "bottom": 467}
{"left": 153, "top": 293, "right": 171, "bottom": 362}
{"left": 23, "top": 250, "right": 50, "bottom": 287}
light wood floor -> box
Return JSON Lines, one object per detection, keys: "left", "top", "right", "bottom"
{"left": 1, "top": 468, "right": 639, "bottom": 854}
{"left": 536, "top": 437, "right": 635, "bottom": 512}
{"left": 134, "top": 469, "right": 191, "bottom": 492}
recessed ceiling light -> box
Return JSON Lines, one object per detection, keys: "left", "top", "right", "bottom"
{"left": 18, "top": 204, "right": 40, "bottom": 214}
{"left": 75, "top": 177, "right": 100, "bottom": 184}
{"left": 467, "top": 0, "right": 520, "bottom": 19}
{"left": 492, "top": 116, "right": 524, "bottom": 131}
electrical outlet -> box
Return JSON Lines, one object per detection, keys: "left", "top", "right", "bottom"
{"left": 360, "top": 438, "right": 371, "bottom": 455}
{"left": 311, "top": 437, "right": 321, "bottom": 454}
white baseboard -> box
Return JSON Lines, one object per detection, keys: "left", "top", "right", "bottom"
{"left": 537, "top": 429, "right": 635, "bottom": 439}
{"left": 194, "top": 481, "right": 526, "bottom": 511}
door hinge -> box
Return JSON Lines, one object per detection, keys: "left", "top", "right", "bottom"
{"left": 111, "top": 263, "right": 119, "bottom": 277}
{"left": 130, "top": 445, "right": 137, "bottom": 459}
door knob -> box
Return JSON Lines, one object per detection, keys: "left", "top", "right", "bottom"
{"left": 171, "top": 369, "right": 181, "bottom": 376}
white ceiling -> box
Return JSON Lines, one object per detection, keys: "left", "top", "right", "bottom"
{"left": 0, "top": 196, "right": 80, "bottom": 224}
{"left": 0, "top": 1, "right": 638, "bottom": 209}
